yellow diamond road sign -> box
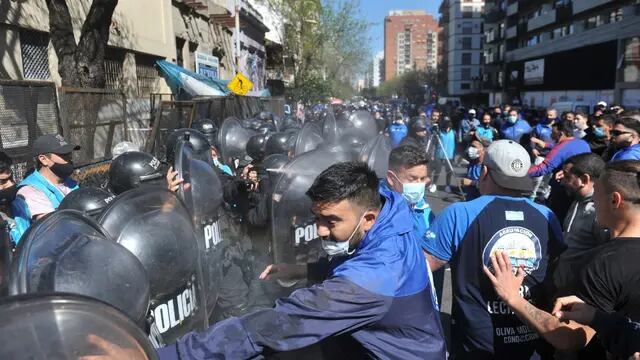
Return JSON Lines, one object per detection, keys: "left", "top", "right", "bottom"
{"left": 227, "top": 72, "right": 253, "bottom": 95}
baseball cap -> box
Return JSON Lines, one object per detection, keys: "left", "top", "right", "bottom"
{"left": 469, "top": 109, "right": 476, "bottom": 114}
{"left": 483, "top": 140, "right": 533, "bottom": 192}
{"left": 33, "top": 134, "right": 80, "bottom": 156}
{"left": 597, "top": 101, "right": 607, "bottom": 108}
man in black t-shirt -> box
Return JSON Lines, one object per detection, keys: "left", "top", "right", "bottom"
{"left": 483, "top": 160, "right": 640, "bottom": 356}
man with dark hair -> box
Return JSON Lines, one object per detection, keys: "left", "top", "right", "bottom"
{"left": 553, "top": 153, "right": 608, "bottom": 296}
{"left": 385, "top": 145, "right": 443, "bottom": 306}
{"left": 423, "top": 140, "right": 565, "bottom": 359}
{"left": 460, "top": 138, "right": 489, "bottom": 201}
{"left": 483, "top": 160, "right": 640, "bottom": 356}
{"left": 609, "top": 111, "right": 640, "bottom": 161}
{"left": 583, "top": 114, "right": 616, "bottom": 157}
{"left": 11, "top": 134, "right": 80, "bottom": 243}
{"left": 158, "top": 161, "right": 446, "bottom": 359}
{"left": 528, "top": 121, "right": 591, "bottom": 179}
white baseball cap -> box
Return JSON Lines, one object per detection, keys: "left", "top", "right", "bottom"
{"left": 483, "top": 140, "right": 533, "bottom": 192}
{"left": 597, "top": 101, "right": 607, "bottom": 108}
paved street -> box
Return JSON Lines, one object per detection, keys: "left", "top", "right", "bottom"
{"left": 425, "top": 161, "right": 469, "bottom": 351}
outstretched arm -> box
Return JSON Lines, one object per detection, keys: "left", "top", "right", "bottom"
{"left": 483, "top": 251, "right": 595, "bottom": 350}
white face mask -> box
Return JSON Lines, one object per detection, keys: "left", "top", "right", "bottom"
{"left": 390, "top": 171, "right": 425, "bottom": 204}
{"left": 466, "top": 146, "right": 480, "bottom": 160}
{"left": 321, "top": 214, "right": 364, "bottom": 257}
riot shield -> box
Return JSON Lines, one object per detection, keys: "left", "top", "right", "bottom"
{"left": 321, "top": 108, "right": 338, "bottom": 144}
{"left": 174, "top": 141, "right": 224, "bottom": 322}
{"left": 0, "top": 220, "right": 11, "bottom": 297}
{"left": 0, "top": 294, "right": 157, "bottom": 359}
{"left": 347, "top": 110, "right": 378, "bottom": 141}
{"left": 218, "top": 117, "right": 255, "bottom": 168}
{"left": 359, "top": 134, "right": 392, "bottom": 179}
{"left": 293, "top": 122, "right": 324, "bottom": 156}
{"left": 271, "top": 148, "right": 352, "bottom": 266}
{"left": 9, "top": 210, "right": 150, "bottom": 325}
{"left": 98, "top": 187, "right": 206, "bottom": 345}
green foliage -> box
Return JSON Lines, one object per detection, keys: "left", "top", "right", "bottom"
{"left": 377, "top": 71, "right": 438, "bottom": 104}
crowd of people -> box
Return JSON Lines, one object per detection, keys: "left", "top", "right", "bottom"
{"left": 0, "top": 98, "right": 639, "bottom": 360}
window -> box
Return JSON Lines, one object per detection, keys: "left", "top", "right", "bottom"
{"left": 461, "top": 83, "right": 471, "bottom": 90}
{"left": 20, "top": 30, "right": 51, "bottom": 80}
{"left": 462, "top": 37, "right": 472, "bottom": 49}
{"left": 461, "top": 68, "right": 472, "bottom": 80}
{"left": 462, "top": 21, "right": 473, "bottom": 34}
{"left": 623, "top": 36, "right": 640, "bottom": 82}
{"left": 462, "top": 53, "right": 472, "bottom": 65}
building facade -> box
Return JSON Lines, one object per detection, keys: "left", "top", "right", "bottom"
{"left": 482, "top": 0, "right": 640, "bottom": 108}
{"left": 384, "top": 10, "right": 440, "bottom": 81}
{"left": 439, "top": 0, "right": 486, "bottom": 100}
{"left": 372, "top": 51, "right": 384, "bottom": 87}
{"left": 0, "top": 0, "right": 274, "bottom": 95}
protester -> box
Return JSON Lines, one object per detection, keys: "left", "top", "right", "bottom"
{"left": 471, "top": 112, "right": 499, "bottom": 144}
{"left": 423, "top": 140, "right": 565, "bottom": 359}
{"left": 11, "top": 134, "right": 80, "bottom": 243}
{"left": 483, "top": 160, "right": 640, "bottom": 355}
{"left": 158, "top": 161, "right": 446, "bottom": 359}
{"left": 583, "top": 114, "right": 616, "bottom": 158}
{"left": 400, "top": 117, "right": 430, "bottom": 149}
{"left": 552, "top": 153, "right": 608, "bottom": 296}
{"left": 531, "top": 108, "right": 557, "bottom": 158}
{"left": 387, "top": 114, "right": 408, "bottom": 148}
{"left": 459, "top": 109, "right": 480, "bottom": 143}
{"left": 500, "top": 108, "right": 532, "bottom": 143}
{"left": 459, "top": 138, "right": 488, "bottom": 201}
{"left": 384, "top": 145, "right": 443, "bottom": 307}
{"left": 572, "top": 112, "right": 589, "bottom": 139}
{"left": 0, "top": 152, "right": 17, "bottom": 238}
{"left": 609, "top": 112, "right": 640, "bottom": 161}
{"left": 432, "top": 119, "right": 456, "bottom": 193}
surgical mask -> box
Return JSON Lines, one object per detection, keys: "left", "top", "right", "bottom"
{"left": 390, "top": 172, "right": 425, "bottom": 204}
{"left": 321, "top": 215, "right": 364, "bottom": 257}
{"left": 50, "top": 161, "right": 75, "bottom": 179}
{"left": 466, "top": 146, "right": 480, "bottom": 160}
{"left": 594, "top": 127, "right": 606, "bottom": 138}
{"left": 508, "top": 115, "right": 518, "bottom": 124}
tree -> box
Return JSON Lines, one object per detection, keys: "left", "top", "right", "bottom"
{"left": 45, "top": 0, "right": 118, "bottom": 88}
{"left": 268, "top": 0, "right": 371, "bottom": 103}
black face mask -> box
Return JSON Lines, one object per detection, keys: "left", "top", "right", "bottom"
{"left": 50, "top": 162, "right": 75, "bottom": 179}
{"left": 0, "top": 184, "right": 17, "bottom": 205}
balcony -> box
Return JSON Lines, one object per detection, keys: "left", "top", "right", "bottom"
{"left": 527, "top": 9, "right": 557, "bottom": 31}
{"left": 506, "top": 2, "right": 519, "bottom": 17}
{"left": 485, "top": 7, "right": 506, "bottom": 23}
{"left": 506, "top": 25, "right": 518, "bottom": 39}
{"left": 573, "top": 0, "right": 610, "bottom": 15}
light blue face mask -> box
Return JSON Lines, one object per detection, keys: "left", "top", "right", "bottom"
{"left": 321, "top": 214, "right": 364, "bottom": 257}
{"left": 391, "top": 172, "right": 426, "bottom": 204}
{"left": 508, "top": 115, "right": 518, "bottom": 124}
{"left": 594, "top": 127, "right": 606, "bottom": 138}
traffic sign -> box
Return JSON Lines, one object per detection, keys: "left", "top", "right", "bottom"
{"left": 227, "top": 72, "right": 253, "bottom": 95}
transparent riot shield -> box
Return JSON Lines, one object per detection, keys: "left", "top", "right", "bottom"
{"left": 359, "top": 134, "right": 392, "bottom": 179}
{"left": 270, "top": 148, "right": 352, "bottom": 266}
{"left": 0, "top": 294, "right": 157, "bottom": 359}
{"left": 98, "top": 187, "right": 206, "bottom": 346}
{"left": 9, "top": 210, "right": 150, "bottom": 325}
{"left": 321, "top": 108, "right": 338, "bottom": 144}
{"left": 174, "top": 141, "right": 225, "bottom": 323}
{"left": 218, "top": 116, "right": 255, "bottom": 169}
{"left": 293, "top": 122, "right": 324, "bottom": 156}
{"left": 347, "top": 110, "right": 378, "bottom": 141}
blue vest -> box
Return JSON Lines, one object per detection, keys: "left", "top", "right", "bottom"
{"left": 11, "top": 170, "right": 78, "bottom": 244}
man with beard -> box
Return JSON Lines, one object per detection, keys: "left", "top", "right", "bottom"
{"left": 609, "top": 112, "right": 640, "bottom": 161}
{"left": 553, "top": 153, "right": 608, "bottom": 296}
{"left": 583, "top": 114, "right": 616, "bottom": 158}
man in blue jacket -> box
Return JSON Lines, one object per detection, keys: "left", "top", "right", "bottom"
{"left": 500, "top": 108, "right": 532, "bottom": 144}
{"left": 609, "top": 112, "right": 640, "bottom": 161}
{"left": 387, "top": 115, "right": 408, "bottom": 148}
{"left": 383, "top": 145, "right": 442, "bottom": 307}
{"left": 158, "top": 161, "right": 446, "bottom": 360}
{"left": 11, "top": 134, "right": 80, "bottom": 243}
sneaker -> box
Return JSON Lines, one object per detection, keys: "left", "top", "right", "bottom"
{"left": 428, "top": 184, "right": 437, "bottom": 193}
{"left": 444, "top": 186, "right": 452, "bottom": 193}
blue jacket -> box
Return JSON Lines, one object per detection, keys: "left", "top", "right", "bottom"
{"left": 463, "top": 162, "right": 482, "bottom": 201}
{"left": 11, "top": 170, "right": 78, "bottom": 244}
{"left": 475, "top": 125, "right": 498, "bottom": 143}
{"left": 611, "top": 143, "right": 640, "bottom": 162}
{"left": 500, "top": 119, "right": 532, "bottom": 143}
{"left": 436, "top": 129, "right": 456, "bottom": 160}
{"left": 158, "top": 186, "right": 446, "bottom": 360}
{"left": 532, "top": 123, "right": 555, "bottom": 156}
{"left": 528, "top": 138, "right": 591, "bottom": 178}
{"left": 388, "top": 123, "right": 408, "bottom": 148}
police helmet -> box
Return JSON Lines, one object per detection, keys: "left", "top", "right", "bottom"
{"left": 166, "top": 129, "right": 211, "bottom": 164}
{"left": 58, "top": 187, "right": 115, "bottom": 218}
{"left": 108, "top": 151, "right": 164, "bottom": 195}
{"left": 264, "top": 132, "right": 293, "bottom": 156}
{"left": 246, "top": 134, "right": 268, "bottom": 161}
{"left": 191, "top": 119, "right": 218, "bottom": 147}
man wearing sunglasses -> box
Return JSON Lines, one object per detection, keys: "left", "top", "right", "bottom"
{"left": 610, "top": 112, "right": 640, "bottom": 162}
{"left": 11, "top": 134, "right": 80, "bottom": 244}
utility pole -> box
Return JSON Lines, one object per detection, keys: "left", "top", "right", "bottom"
{"left": 235, "top": 0, "right": 241, "bottom": 73}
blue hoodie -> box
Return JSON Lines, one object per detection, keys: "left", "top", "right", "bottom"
{"left": 500, "top": 119, "right": 532, "bottom": 143}
{"left": 158, "top": 186, "right": 445, "bottom": 360}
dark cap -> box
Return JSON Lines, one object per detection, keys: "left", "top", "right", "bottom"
{"left": 33, "top": 134, "right": 80, "bottom": 156}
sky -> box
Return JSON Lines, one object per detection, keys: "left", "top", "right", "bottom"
{"left": 358, "top": 0, "right": 441, "bottom": 57}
